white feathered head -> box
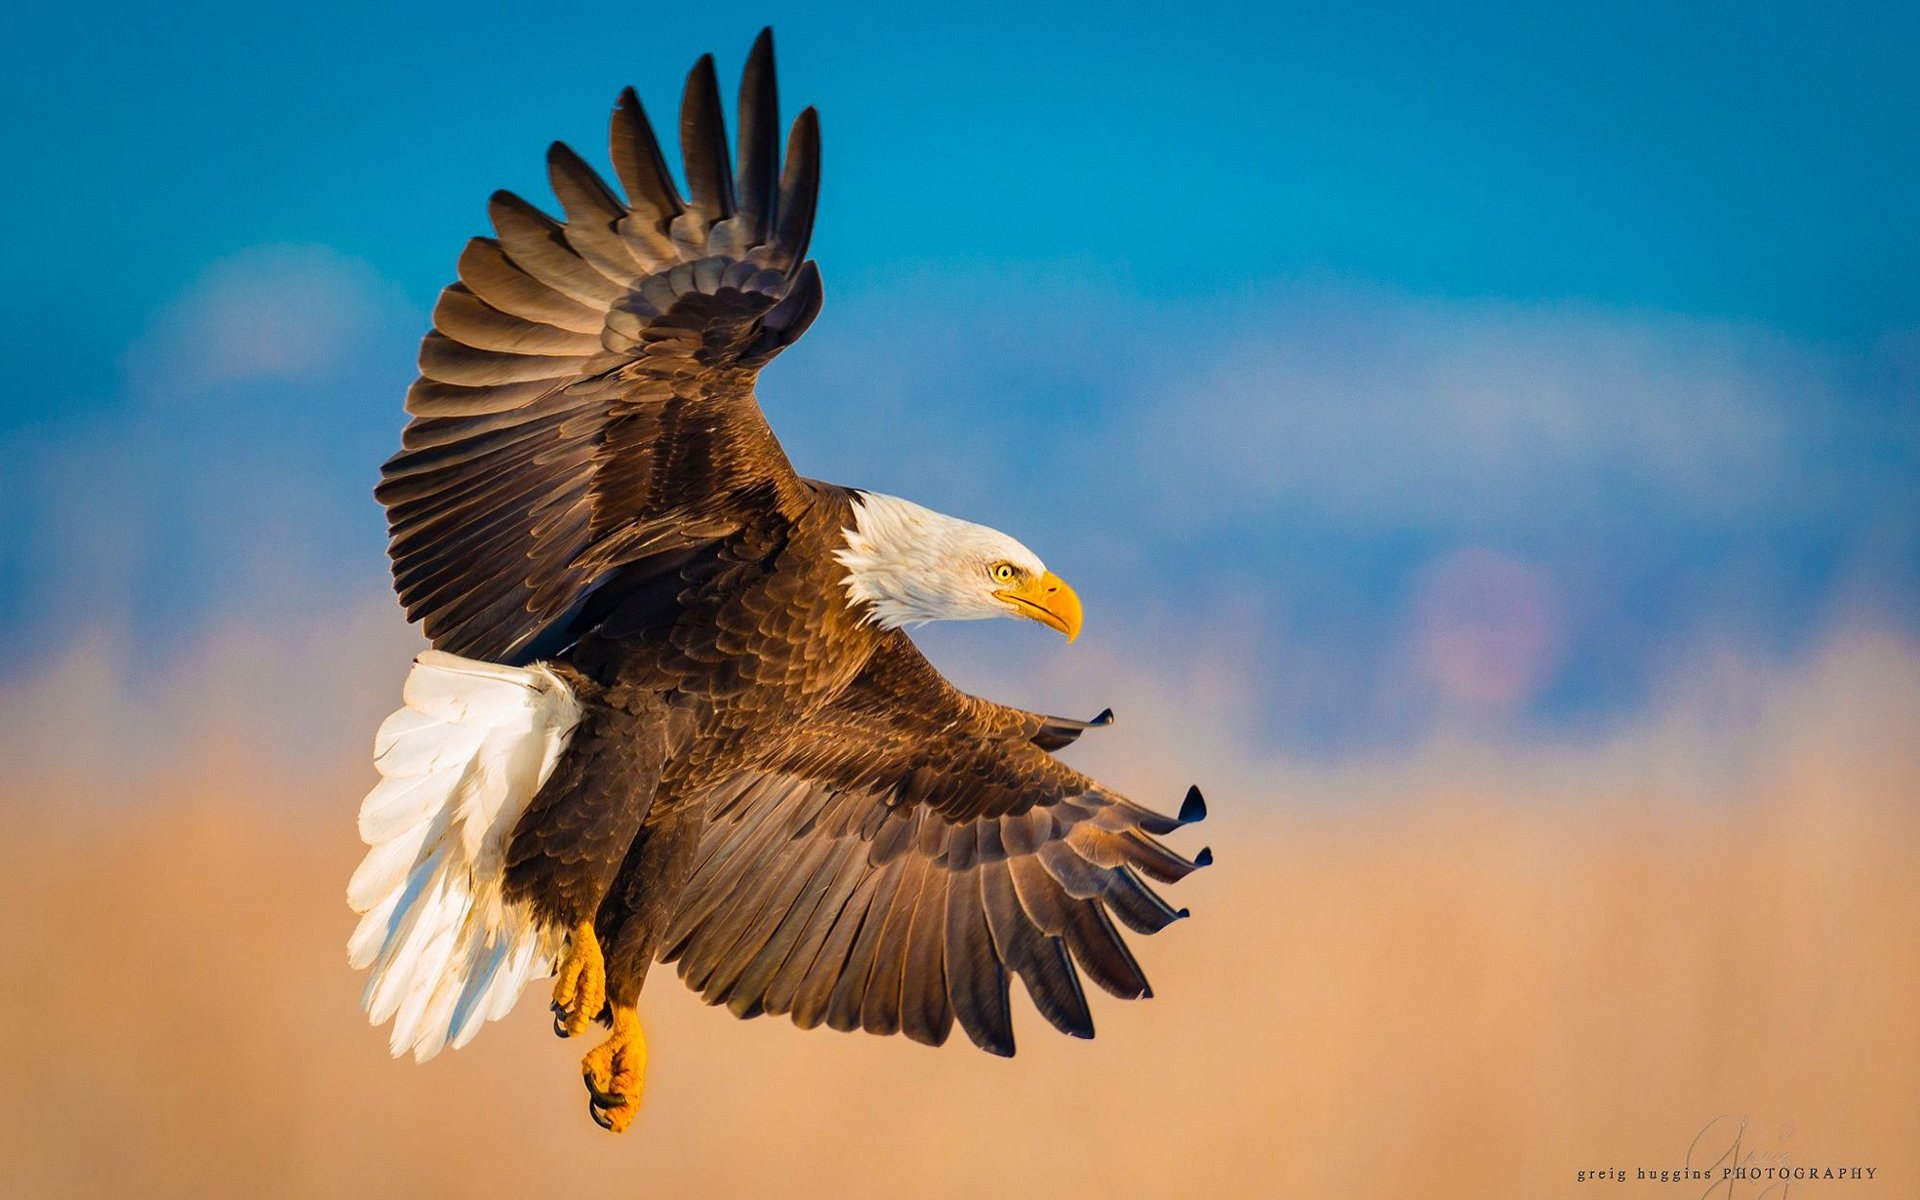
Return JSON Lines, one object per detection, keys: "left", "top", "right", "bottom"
{"left": 836, "top": 492, "right": 1083, "bottom": 640}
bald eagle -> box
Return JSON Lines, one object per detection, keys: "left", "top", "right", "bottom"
{"left": 347, "top": 28, "right": 1209, "bottom": 1132}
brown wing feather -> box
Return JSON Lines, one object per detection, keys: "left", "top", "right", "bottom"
{"left": 377, "top": 29, "right": 825, "bottom": 663}
{"left": 662, "top": 636, "right": 1211, "bottom": 1054}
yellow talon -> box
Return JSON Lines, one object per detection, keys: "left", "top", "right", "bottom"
{"left": 550, "top": 920, "right": 605, "bottom": 1039}
{"left": 581, "top": 1003, "right": 647, "bottom": 1133}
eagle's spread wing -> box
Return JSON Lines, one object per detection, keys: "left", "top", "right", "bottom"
{"left": 661, "top": 636, "right": 1210, "bottom": 1055}
{"left": 378, "top": 31, "right": 823, "bottom": 663}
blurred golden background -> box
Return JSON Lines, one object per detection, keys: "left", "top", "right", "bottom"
{"left": 2, "top": 608, "right": 1912, "bottom": 1199}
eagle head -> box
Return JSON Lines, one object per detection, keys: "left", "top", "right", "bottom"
{"left": 836, "top": 492, "right": 1083, "bottom": 640}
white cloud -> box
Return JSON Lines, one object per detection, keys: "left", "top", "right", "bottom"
{"left": 121, "top": 244, "right": 413, "bottom": 401}
{"left": 1409, "top": 545, "right": 1563, "bottom": 709}
{"left": 1125, "top": 286, "right": 1846, "bottom": 532}
{"left": 4, "top": 245, "right": 418, "bottom": 654}
{"left": 769, "top": 273, "right": 1911, "bottom": 545}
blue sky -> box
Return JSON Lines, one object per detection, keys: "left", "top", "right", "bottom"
{"left": 8, "top": 0, "right": 1920, "bottom": 359}
{"left": 3, "top": 2, "right": 1916, "bottom": 757}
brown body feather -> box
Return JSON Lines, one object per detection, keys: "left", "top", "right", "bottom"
{"left": 377, "top": 29, "right": 1205, "bottom": 1058}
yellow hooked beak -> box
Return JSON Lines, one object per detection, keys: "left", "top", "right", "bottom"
{"left": 994, "top": 571, "right": 1083, "bottom": 642}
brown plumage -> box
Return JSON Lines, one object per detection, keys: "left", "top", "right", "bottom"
{"left": 368, "top": 27, "right": 1207, "bottom": 1123}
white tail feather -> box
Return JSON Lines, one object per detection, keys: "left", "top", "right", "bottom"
{"left": 347, "top": 650, "right": 580, "bottom": 1061}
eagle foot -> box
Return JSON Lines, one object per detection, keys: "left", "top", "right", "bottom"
{"left": 550, "top": 920, "right": 605, "bottom": 1039}
{"left": 581, "top": 1003, "right": 647, "bottom": 1133}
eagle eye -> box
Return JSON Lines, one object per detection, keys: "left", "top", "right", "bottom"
{"left": 990, "top": 562, "right": 1018, "bottom": 584}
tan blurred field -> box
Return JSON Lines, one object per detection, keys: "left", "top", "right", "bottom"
{"left": 1, "top": 615, "right": 1915, "bottom": 1199}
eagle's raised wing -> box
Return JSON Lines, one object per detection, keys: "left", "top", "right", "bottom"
{"left": 378, "top": 30, "right": 822, "bottom": 663}
{"left": 657, "top": 637, "right": 1211, "bottom": 1055}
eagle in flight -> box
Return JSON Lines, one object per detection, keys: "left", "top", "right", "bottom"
{"left": 347, "top": 28, "right": 1210, "bottom": 1132}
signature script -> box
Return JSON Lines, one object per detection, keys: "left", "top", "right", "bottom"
{"left": 1687, "top": 1115, "right": 1796, "bottom": 1200}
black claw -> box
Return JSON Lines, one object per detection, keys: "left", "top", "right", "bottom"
{"left": 1179, "top": 785, "right": 1207, "bottom": 823}
{"left": 1195, "top": 846, "right": 1214, "bottom": 868}
{"left": 583, "top": 1073, "right": 629, "bottom": 1108}
{"left": 589, "top": 1103, "right": 617, "bottom": 1132}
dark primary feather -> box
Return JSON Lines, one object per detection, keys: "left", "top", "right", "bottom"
{"left": 771, "top": 111, "right": 820, "bottom": 270}
{"left": 729, "top": 28, "right": 781, "bottom": 251}
{"left": 677, "top": 55, "right": 736, "bottom": 231}
{"left": 610, "top": 86, "right": 685, "bottom": 257}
